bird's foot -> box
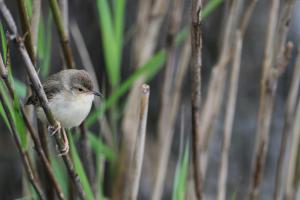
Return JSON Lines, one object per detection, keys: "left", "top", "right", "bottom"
{"left": 58, "top": 128, "right": 69, "bottom": 156}
{"left": 48, "top": 121, "right": 61, "bottom": 136}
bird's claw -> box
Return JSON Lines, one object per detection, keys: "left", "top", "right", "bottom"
{"left": 48, "top": 121, "right": 61, "bottom": 136}
{"left": 48, "top": 122, "right": 70, "bottom": 155}
{"left": 58, "top": 128, "right": 69, "bottom": 156}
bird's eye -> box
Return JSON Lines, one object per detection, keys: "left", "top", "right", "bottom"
{"left": 78, "top": 88, "right": 83, "bottom": 92}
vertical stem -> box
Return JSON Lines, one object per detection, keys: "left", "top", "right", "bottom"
{"left": 48, "top": 0, "right": 74, "bottom": 69}
{"left": 16, "top": 0, "right": 35, "bottom": 63}
{"left": 249, "top": 0, "right": 280, "bottom": 199}
{"left": 190, "top": 0, "right": 203, "bottom": 199}
{"left": 217, "top": 31, "right": 242, "bottom": 200}
{"left": 285, "top": 97, "right": 300, "bottom": 200}
{"left": 126, "top": 84, "right": 150, "bottom": 200}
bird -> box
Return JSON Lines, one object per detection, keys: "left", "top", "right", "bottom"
{"left": 26, "top": 69, "right": 101, "bottom": 154}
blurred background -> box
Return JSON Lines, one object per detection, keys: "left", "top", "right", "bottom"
{"left": 0, "top": 0, "right": 300, "bottom": 199}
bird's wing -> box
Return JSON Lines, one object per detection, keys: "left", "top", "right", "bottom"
{"left": 26, "top": 73, "right": 63, "bottom": 106}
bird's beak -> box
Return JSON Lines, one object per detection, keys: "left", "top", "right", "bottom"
{"left": 92, "top": 91, "right": 103, "bottom": 98}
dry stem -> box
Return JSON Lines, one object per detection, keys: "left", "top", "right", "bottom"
{"left": 273, "top": 1, "right": 297, "bottom": 197}
{"left": 48, "top": 0, "right": 74, "bottom": 69}
{"left": 285, "top": 97, "right": 300, "bottom": 200}
{"left": 217, "top": 31, "right": 242, "bottom": 200}
{"left": 16, "top": 0, "right": 35, "bottom": 63}
{"left": 114, "top": 0, "right": 170, "bottom": 198}
{"left": 125, "top": 84, "right": 150, "bottom": 200}
{"left": 249, "top": 0, "right": 292, "bottom": 199}
{"left": 190, "top": 0, "right": 203, "bottom": 199}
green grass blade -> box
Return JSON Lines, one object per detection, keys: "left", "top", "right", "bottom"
{"left": 0, "top": 100, "right": 10, "bottom": 130}
{"left": 50, "top": 155, "right": 69, "bottom": 197}
{"left": 172, "top": 142, "right": 190, "bottom": 200}
{"left": 97, "top": 0, "right": 120, "bottom": 87}
{"left": 0, "top": 23, "right": 7, "bottom": 59}
{"left": 69, "top": 133, "right": 94, "bottom": 200}
{"left": 86, "top": 49, "right": 165, "bottom": 127}
{"left": 114, "top": 0, "right": 125, "bottom": 68}
{"left": 87, "top": 132, "right": 116, "bottom": 162}
{"left": 202, "top": 0, "right": 223, "bottom": 18}
{"left": 24, "top": 0, "right": 33, "bottom": 18}
{"left": 38, "top": 15, "right": 46, "bottom": 60}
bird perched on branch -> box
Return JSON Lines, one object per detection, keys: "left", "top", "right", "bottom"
{"left": 26, "top": 69, "right": 102, "bottom": 154}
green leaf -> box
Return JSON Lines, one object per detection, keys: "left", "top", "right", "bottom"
{"left": 14, "top": 79, "right": 27, "bottom": 98}
{"left": 0, "top": 23, "right": 7, "bottom": 60}
{"left": 97, "top": 0, "right": 120, "bottom": 87}
{"left": 172, "top": 142, "right": 190, "bottom": 200}
{"left": 69, "top": 133, "right": 94, "bottom": 200}
{"left": 38, "top": 15, "right": 46, "bottom": 60}
{"left": 87, "top": 132, "right": 116, "bottom": 162}
{"left": 86, "top": 49, "right": 165, "bottom": 127}
{"left": 114, "top": 0, "right": 125, "bottom": 68}
{"left": 12, "top": 92, "right": 28, "bottom": 149}
{"left": 24, "top": 0, "right": 33, "bottom": 18}
{"left": 0, "top": 80, "right": 27, "bottom": 149}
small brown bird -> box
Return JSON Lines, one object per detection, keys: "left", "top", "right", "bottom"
{"left": 27, "top": 69, "right": 101, "bottom": 154}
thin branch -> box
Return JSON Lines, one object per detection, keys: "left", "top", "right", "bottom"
{"left": 285, "top": 97, "right": 300, "bottom": 200}
{"left": 239, "top": 0, "right": 258, "bottom": 36}
{"left": 273, "top": 3, "right": 297, "bottom": 197}
{"left": 198, "top": 0, "right": 240, "bottom": 180}
{"left": 48, "top": 0, "right": 74, "bottom": 69}
{"left": 16, "top": 0, "right": 35, "bottom": 63}
{"left": 0, "top": 46, "right": 65, "bottom": 200}
{"left": 0, "top": 2, "right": 85, "bottom": 199}
{"left": 0, "top": 87, "right": 46, "bottom": 200}
{"left": 249, "top": 0, "right": 283, "bottom": 199}
{"left": 125, "top": 84, "right": 150, "bottom": 200}
{"left": 217, "top": 31, "right": 242, "bottom": 200}
{"left": 274, "top": 45, "right": 300, "bottom": 200}
{"left": 190, "top": 0, "right": 203, "bottom": 198}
